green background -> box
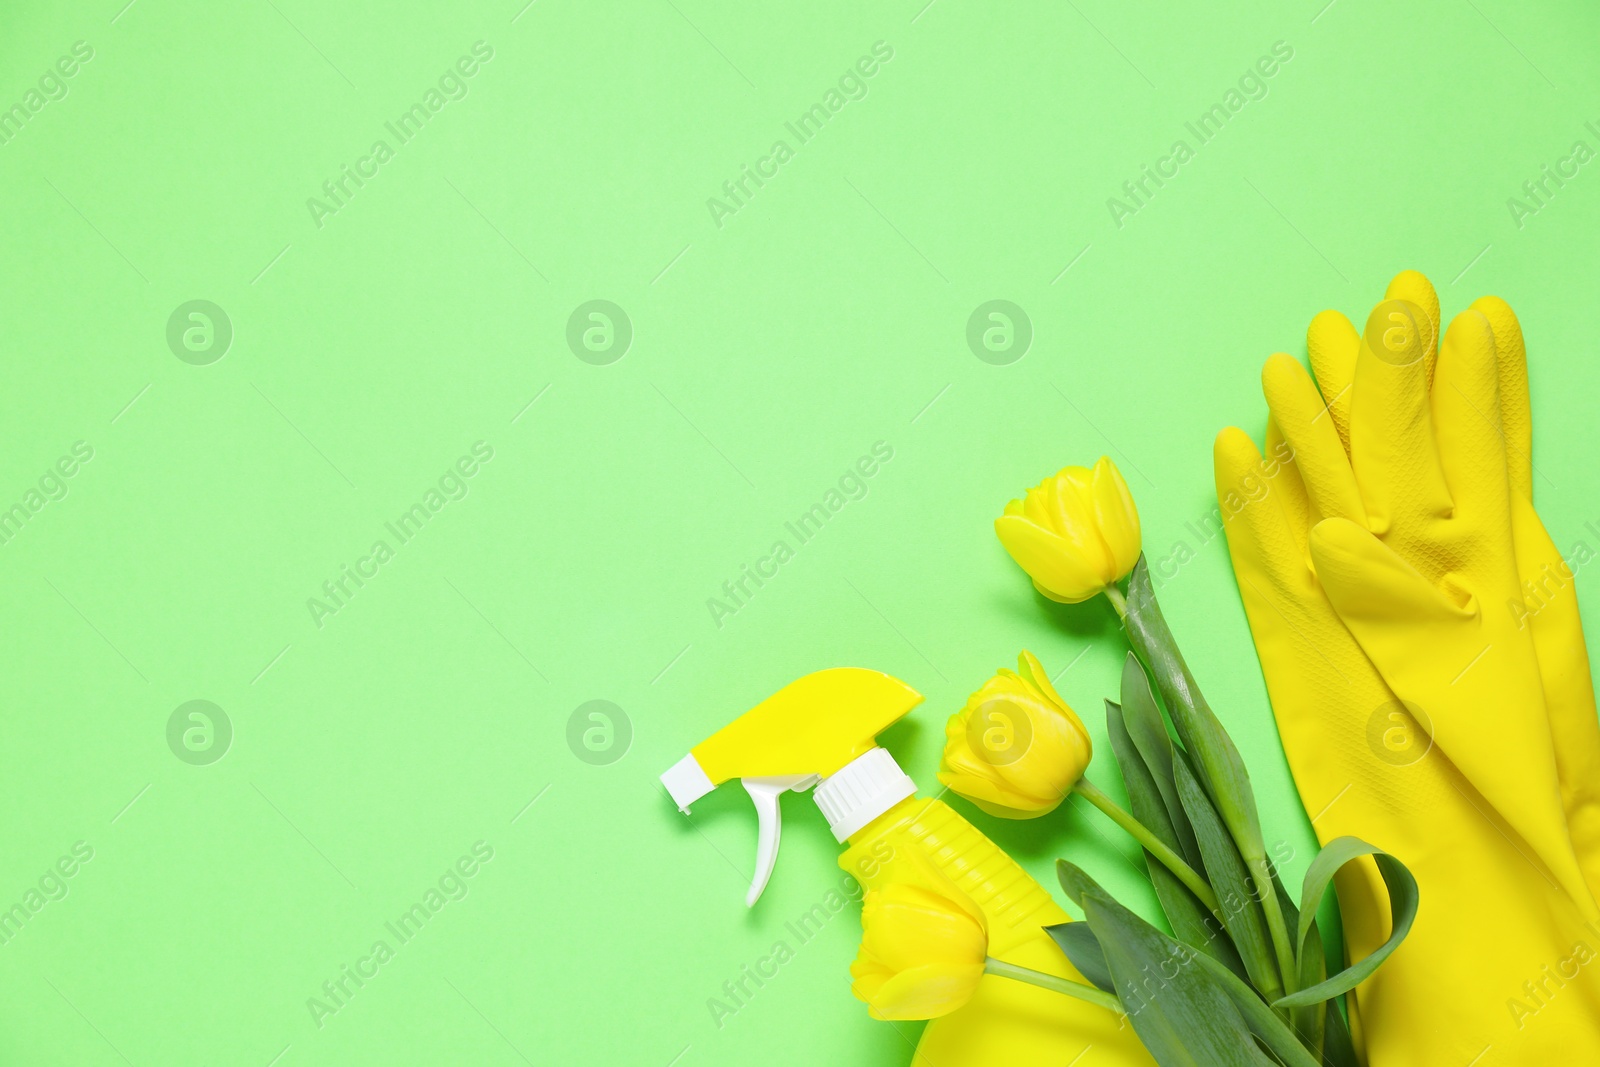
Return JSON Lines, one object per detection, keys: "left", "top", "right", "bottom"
{"left": 1, "top": 0, "right": 1598, "bottom": 1063}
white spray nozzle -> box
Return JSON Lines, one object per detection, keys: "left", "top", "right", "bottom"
{"left": 661, "top": 753, "right": 715, "bottom": 812}
{"left": 657, "top": 668, "right": 924, "bottom": 908}
{"left": 740, "top": 775, "right": 816, "bottom": 906}
{"left": 661, "top": 748, "right": 917, "bottom": 907}
{"left": 660, "top": 757, "right": 818, "bottom": 907}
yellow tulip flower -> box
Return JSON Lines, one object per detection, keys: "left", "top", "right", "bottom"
{"left": 938, "top": 651, "right": 1093, "bottom": 818}
{"left": 994, "top": 456, "right": 1141, "bottom": 604}
{"left": 850, "top": 882, "right": 989, "bottom": 1020}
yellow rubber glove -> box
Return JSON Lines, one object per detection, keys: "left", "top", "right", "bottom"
{"left": 1304, "top": 273, "right": 1600, "bottom": 895}
{"left": 1215, "top": 277, "right": 1600, "bottom": 1064}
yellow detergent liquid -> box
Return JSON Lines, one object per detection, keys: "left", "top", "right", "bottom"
{"left": 661, "top": 668, "right": 1151, "bottom": 1067}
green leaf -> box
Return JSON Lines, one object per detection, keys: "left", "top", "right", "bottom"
{"left": 1256, "top": 871, "right": 1323, "bottom": 1058}
{"left": 1272, "top": 838, "right": 1419, "bottom": 1010}
{"left": 1124, "top": 559, "right": 1299, "bottom": 993}
{"left": 1290, "top": 914, "right": 1327, "bottom": 1057}
{"left": 1060, "top": 861, "right": 1280, "bottom": 1067}
{"left": 1119, "top": 653, "right": 1202, "bottom": 866}
{"left": 1320, "top": 992, "right": 1360, "bottom": 1067}
{"left": 1188, "top": 952, "right": 1324, "bottom": 1067}
{"left": 1124, "top": 559, "right": 1266, "bottom": 863}
{"left": 1057, "top": 857, "right": 1092, "bottom": 910}
{"left": 1106, "top": 700, "right": 1246, "bottom": 980}
{"left": 1269, "top": 853, "right": 1360, "bottom": 1065}
{"left": 1044, "top": 921, "right": 1114, "bottom": 993}
{"left": 1172, "top": 752, "right": 1281, "bottom": 999}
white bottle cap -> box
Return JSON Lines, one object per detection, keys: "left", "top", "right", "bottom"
{"left": 814, "top": 747, "right": 917, "bottom": 842}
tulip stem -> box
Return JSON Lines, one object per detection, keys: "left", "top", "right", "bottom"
{"left": 1251, "top": 854, "right": 1300, "bottom": 995}
{"left": 984, "top": 957, "right": 1123, "bottom": 1014}
{"left": 1103, "top": 584, "right": 1128, "bottom": 619}
{"left": 1075, "top": 777, "right": 1221, "bottom": 913}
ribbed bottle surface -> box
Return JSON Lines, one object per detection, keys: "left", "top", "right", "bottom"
{"left": 892, "top": 800, "right": 1055, "bottom": 939}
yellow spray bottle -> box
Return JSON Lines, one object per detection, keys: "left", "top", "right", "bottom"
{"left": 661, "top": 668, "right": 1151, "bottom": 1066}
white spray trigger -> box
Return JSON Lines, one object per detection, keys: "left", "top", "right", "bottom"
{"left": 741, "top": 775, "right": 817, "bottom": 907}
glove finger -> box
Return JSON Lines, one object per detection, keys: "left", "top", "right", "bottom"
{"left": 1215, "top": 428, "right": 1355, "bottom": 798}
{"left": 1264, "top": 416, "right": 1309, "bottom": 557}
{"left": 1306, "top": 309, "right": 1358, "bottom": 453}
{"left": 1471, "top": 294, "right": 1533, "bottom": 500}
{"left": 1430, "top": 309, "right": 1511, "bottom": 527}
{"left": 1384, "top": 269, "right": 1441, "bottom": 387}
{"left": 1466, "top": 294, "right": 1600, "bottom": 888}
{"left": 1262, "top": 353, "right": 1365, "bottom": 524}
{"left": 1349, "top": 298, "right": 1453, "bottom": 536}
{"left": 1215, "top": 427, "right": 1306, "bottom": 597}
{"left": 1513, "top": 493, "right": 1600, "bottom": 896}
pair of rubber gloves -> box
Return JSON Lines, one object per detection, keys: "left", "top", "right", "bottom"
{"left": 1215, "top": 271, "right": 1600, "bottom": 1063}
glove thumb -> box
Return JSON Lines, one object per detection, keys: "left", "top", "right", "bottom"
{"left": 1311, "top": 516, "right": 1597, "bottom": 916}
{"left": 1308, "top": 517, "right": 1468, "bottom": 650}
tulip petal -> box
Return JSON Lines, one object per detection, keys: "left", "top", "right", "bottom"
{"left": 1018, "top": 650, "right": 1068, "bottom": 713}
{"left": 1049, "top": 469, "right": 1114, "bottom": 577}
{"left": 971, "top": 667, "right": 1024, "bottom": 702}
{"left": 1017, "top": 654, "right": 1093, "bottom": 770}
{"left": 1090, "top": 456, "right": 1141, "bottom": 579}
{"left": 1031, "top": 579, "right": 1077, "bottom": 604}
{"left": 996, "top": 708, "right": 1087, "bottom": 804}
{"left": 876, "top": 908, "right": 986, "bottom": 972}
{"left": 994, "top": 516, "right": 1107, "bottom": 603}
{"left": 1019, "top": 479, "right": 1056, "bottom": 529}
{"left": 968, "top": 793, "right": 1064, "bottom": 819}
{"left": 937, "top": 768, "right": 1042, "bottom": 814}
{"left": 863, "top": 964, "right": 985, "bottom": 1020}
{"left": 848, "top": 957, "right": 890, "bottom": 992}
{"left": 941, "top": 660, "right": 1089, "bottom": 815}
{"left": 940, "top": 741, "right": 1041, "bottom": 810}
{"left": 938, "top": 737, "right": 1001, "bottom": 782}
{"left": 859, "top": 885, "right": 988, "bottom": 969}
{"left": 938, "top": 876, "right": 990, "bottom": 931}
{"left": 940, "top": 697, "right": 1043, "bottom": 796}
